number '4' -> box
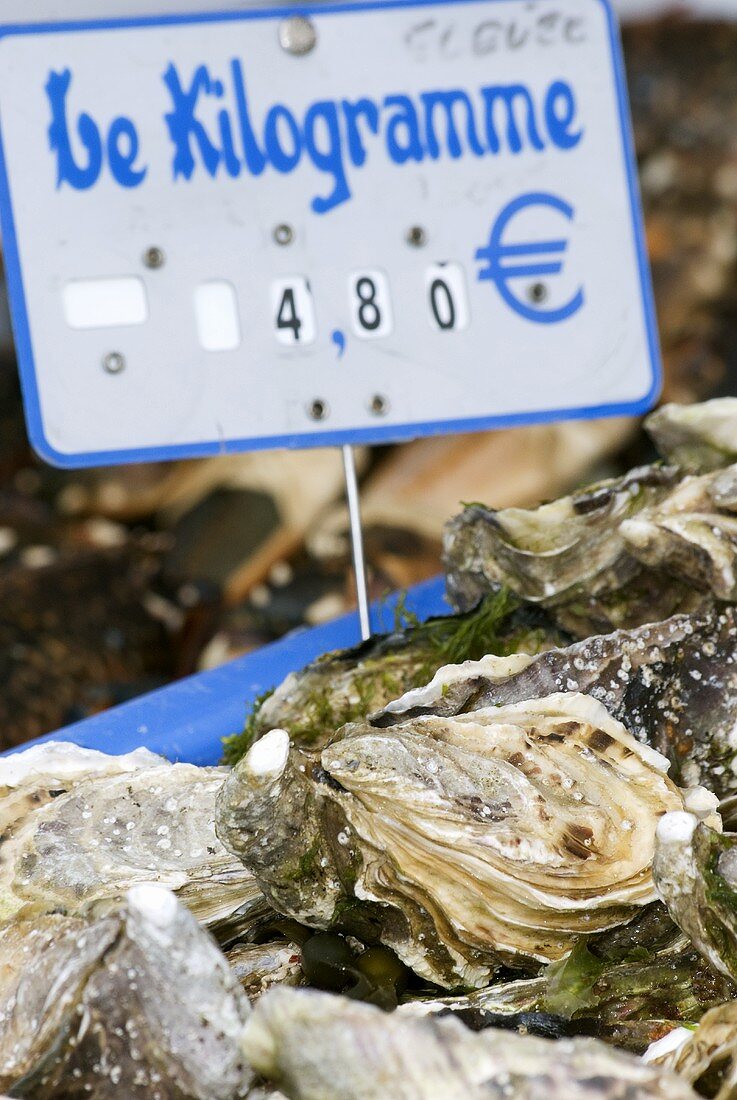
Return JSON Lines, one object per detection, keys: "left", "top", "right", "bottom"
{"left": 277, "top": 288, "right": 302, "bottom": 341}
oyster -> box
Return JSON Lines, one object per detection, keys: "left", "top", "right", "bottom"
{"left": 401, "top": 905, "right": 735, "bottom": 1054}
{"left": 0, "top": 741, "right": 262, "bottom": 930}
{"left": 217, "top": 694, "right": 683, "bottom": 989}
{"left": 648, "top": 1002, "right": 737, "bottom": 1100}
{"left": 374, "top": 609, "right": 737, "bottom": 798}
{"left": 442, "top": 464, "right": 703, "bottom": 636}
{"left": 243, "top": 987, "right": 699, "bottom": 1099}
{"left": 646, "top": 398, "right": 737, "bottom": 473}
{"left": 223, "top": 589, "right": 567, "bottom": 761}
{"left": 0, "top": 885, "right": 253, "bottom": 1099}
{"left": 443, "top": 455, "right": 737, "bottom": 637}
{"left": 653, "top": 812, "right": 737, "bottom": 984}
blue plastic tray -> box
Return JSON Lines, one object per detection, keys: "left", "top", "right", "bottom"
{"left": 5, "top": 576, "right": 448, "bottom": 765}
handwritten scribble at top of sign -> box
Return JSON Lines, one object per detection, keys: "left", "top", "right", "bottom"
{"left": 47, "top": 61, "right": 583, "bottom": 214}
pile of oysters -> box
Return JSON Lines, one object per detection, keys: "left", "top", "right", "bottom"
{"left": 8, "top": 401, "right": 737, "bottom": 1098}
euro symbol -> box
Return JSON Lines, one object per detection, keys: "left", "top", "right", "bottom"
{"left": 476, "top": 192, "right": 584, "bottom": 324}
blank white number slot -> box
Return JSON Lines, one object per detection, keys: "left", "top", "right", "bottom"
{"left": 63, "top": 276, "right": 148, "bottom": 329}
{"left": 349, "top": 270, "right": 392, "bottom": 338}
{"left": 195, "top": 281, "right": 241, "bottom": 351}
{"left": 271, "top": 277, "right": 316, "bottom": 346}
{"left": 425, "top": 264, "right": 469, "bottom": 332}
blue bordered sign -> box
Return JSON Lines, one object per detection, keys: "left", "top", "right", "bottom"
{"left": 0, "top": 0, "right": 660, "bottom": 468}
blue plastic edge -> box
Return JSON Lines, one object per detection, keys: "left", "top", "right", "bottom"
{"left": 0, "top": 576, "right": 450, "bottom": 766}
{"left": 0, "top": 0, "right": 662, "bottom": 469}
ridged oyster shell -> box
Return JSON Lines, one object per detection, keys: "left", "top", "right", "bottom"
{"left": 374, "top": 609, "right": 737, "bottom": 798}
{"left": 443, "top": 453, "right": 737, "bottom": 638}
{"left": 0, "top": 885, "right": 253, "bottom": 1099}
{"left": 0, "top": 742, "right": 261, "bottom": 930}
{"left": 242, "top": 987, "right": 699, "bottom": 1099}
{"left": 648, "top": 1002, "right": 737, "bottom": 1100}
{"left": 217, "top": 694, "right": 684, "bottom": 990}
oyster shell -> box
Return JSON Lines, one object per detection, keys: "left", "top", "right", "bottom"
{"left": 374, "top": 609, "right": 737, "bottom": 798}
{"left": 404, "top": 904, "right": 734, "bottom": 1054}
{"left": 648, "top": 1002, "right": 737, "bottom": 1100}
{"left": 653, "top": 812, "right": 737, "bottom": 983}
{"left": 0, "top": 885, "right": 253, "bottom": 1099}
{"left": 217, "top": 695, "right": 684, "bottom": 989}
{"left": 646, "top": 397, "right": 737, "bottom": 473}
{"left": 0, "top": 742, "right": 262, "bottom": 930}
{"left": 443, "top": 456, "right": 737, "bottom": 637}
{"left": 227, "top": 940, "right": 304, "bottom": 1002}
{"left": 442, "top": 464, "right": 704, "bottom": 636}
{"left": 243, "top": 987, "right": 699, "bottom": 1099}
{"left": 224, "top": 590, "right": 567, "bottom": 761}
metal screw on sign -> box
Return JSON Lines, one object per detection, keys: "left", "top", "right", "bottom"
{"left": 369, "top": 394, "right": 389, "bottom": 416}
{"left": 308, "top": 398, "right": 328, "bottom": 421}
{"left": 528, "top": 282, "right": 548, "bottom": 304}
{"left": 143, "top": 246, "right": 165, "bottom": 269}
{"left": 406, "top": 226, "right": 427, "bottom": 247}
{"left": 102, "top": 351, "right": 125, "bottom": 374}
{"left": 273, "top": 223, "right": 295, "bottom": 246}
{"left": 279, "top": 16, "right": 317, "bottom": 56}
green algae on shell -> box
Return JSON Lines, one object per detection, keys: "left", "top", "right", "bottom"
{"left": 222, "top": 589, "right": 568, "bottom": 764}
{"left": 217, "top": 694, "right": 684, "bottom": 991}
{"left": 653, "top": 812, "right": 737, "bottom": 985}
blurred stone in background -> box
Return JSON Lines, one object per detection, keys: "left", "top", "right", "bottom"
{"left": 1, "top": 13, "right": 736, "bottom": 747}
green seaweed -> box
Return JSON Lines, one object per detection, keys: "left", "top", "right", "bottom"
{"left": 221, "top": 688, "right": 276, "bottom": 767}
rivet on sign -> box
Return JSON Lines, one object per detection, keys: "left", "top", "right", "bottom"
{"left": 308, "top": 398, "right": 329, "bottom": 421}
{"left": 143, "top": 246, "right": 165, "bottom": 269}
{"left": 528, "top": 282, "right": 548, "bottom": 304}
{"left": 274, "top": 223, "right": 295, "bottom": 246}
{"left": 279, "top": 15, "right": 317, "bottom": 56}
{"left": 103, "top": 352, "right": 125, "bottom": 375}
{"left": 370, "top": 394, "right": 389, "bottom": 416}
{"left": 406, "top": 226, "right": 427, "bottom": 247}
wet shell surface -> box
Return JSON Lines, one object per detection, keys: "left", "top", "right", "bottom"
{"left": 0, "top": 742, "right": 262, "bottom": 929}
{"left": 218, "top": 693, "right": 684, "bottom": 989}
{"left": 242, "top": 987, "right": 700, "bottom": 1099}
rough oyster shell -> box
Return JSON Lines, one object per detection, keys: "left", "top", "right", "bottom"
{"left": 402, "top": 904, "right": 734, "bottom": 1054}
{"left": 224, "top": 590, "right": 567, "bottom": 761}
{"left": 217, "top": 695, "right": 683, "bottom": 989}
{"left": 442, "top": 464, "right": 705, "bottom": 636}
{"left": 647, "top": 1001, "right": 737, "bottom": 1100}
{"left": 646, "top": 397, "right": 737, "bottom": 473}
{"left": 653, "top": 812, "right": 737, "bottom": 983}
{"left": 242, "top": 987, "right": 699, "bottom": 1099}
{"left": 443, "top": 457, "right": 737, "bottom": 637}
{"left": 0, "top": 742, "right": 261, "bottom": 930}
{"left": 227, "top": 940, "right": 304, "bottom": 1002}
{"left": 374, "top": 609, "right": 737, "bottom": 798}
{"left": 0, "top": 885, "right": 253, "bottom": 1099}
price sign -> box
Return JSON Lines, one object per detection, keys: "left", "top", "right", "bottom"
{"left": 0, "top": 0, "right": 659, "bottom": 468}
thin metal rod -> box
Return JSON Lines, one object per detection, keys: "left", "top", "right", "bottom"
{"left": 341, "top": 444, "right": 371, "bottom": 640}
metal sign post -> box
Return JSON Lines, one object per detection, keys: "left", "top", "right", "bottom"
{"left": 0, "top": 0, "right": 661, "bottom": 643}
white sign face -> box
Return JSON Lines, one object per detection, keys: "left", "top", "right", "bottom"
{"left": 0, "top": 0, "right": 659, "bottom": 468}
